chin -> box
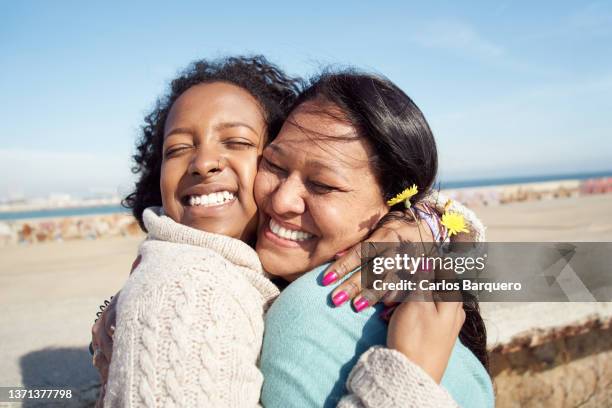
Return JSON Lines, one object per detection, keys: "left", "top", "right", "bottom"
{"left": 257, "top": 247, "right": 302, "bottom": 277}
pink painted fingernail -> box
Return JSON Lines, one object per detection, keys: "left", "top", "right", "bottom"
{"left": 322, "top": 271, "right": 338, "bottom": 286}
{"left": 354, "top": 297, "right": 370, "bottom": 313}
{"left": 332, "top": 291, "right": 349, "bottom": 306}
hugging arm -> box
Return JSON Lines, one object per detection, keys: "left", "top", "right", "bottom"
{"left": 337, "top": 347, "right": 458, "bottom": 408}
{"left": 337, "top": 297, "right": 464, "bottom": 408}
{"left": 94, "top": 282, "right": 460, "bottom": 408}
{"left": 91, "top": 256, "right": 142, "bottom": 406}
{"left": 325, "top": 196, "right": 485, "bottom": 311}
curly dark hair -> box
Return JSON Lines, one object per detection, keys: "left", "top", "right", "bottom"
{"left": 122, "top": 55, "right": 302, "bottom": 229}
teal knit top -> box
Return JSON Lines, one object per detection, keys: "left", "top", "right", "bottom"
{"left": 260, "top": 264, "right": 495, "bottom": 408}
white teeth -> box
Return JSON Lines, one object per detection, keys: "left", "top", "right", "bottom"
{"left": 268, "top": 218, "right": 313, "bottom": 242}
{"left": 188, "top": 191, "right": 235, "bottom": 207}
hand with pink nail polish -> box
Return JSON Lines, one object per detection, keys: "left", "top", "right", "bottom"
{"left": 324, "top": 213, "right": 435, "bottom": 312}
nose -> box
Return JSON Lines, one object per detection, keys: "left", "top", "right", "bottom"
{"left": 270, "top": 174, "right": 306, "bottom": 216}
{"left": 188, "top": 143, "right": 224, "bottom": 177}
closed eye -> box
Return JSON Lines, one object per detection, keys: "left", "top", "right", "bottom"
{"left": 164, "top": 144, "right": 193, "bottom": 158}
{"left": 262, "top": 157, "right": 287, "bottom": 175}
{"left": 308, "top": 181, "right": 338, "bottom": 194}
{"left": 223, "top": 137, "right": 257, "bottom": 149}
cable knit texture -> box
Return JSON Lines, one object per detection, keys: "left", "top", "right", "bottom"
{"left": 104, "top": 207, "right": 279, "bottom": 407}
{"left": 338, "top": 347, "right": 458, "bottom": 408}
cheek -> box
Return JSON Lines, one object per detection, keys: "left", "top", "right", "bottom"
{"left": 159, "top": 161, "right": 183, "bottom": 221}
{"left": 312, "top": 198, "right": 383, "bottom": 244}
{"left": 159, "top": 162, "right": 175, "bottom": 203}
{"left": 254, "top": 170, "right": 276, "bottom": 207}
{"left": 312, "top": 202, "right": 356, "bottom": 239}
{"left": 235, "top": 158, "right": 258, "bottom": 198}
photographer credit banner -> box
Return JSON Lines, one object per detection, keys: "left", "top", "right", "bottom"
{"left": 360, "top": 242, "right": 612, "bottom": 302}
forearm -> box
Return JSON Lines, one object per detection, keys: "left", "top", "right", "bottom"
{"left": 337, "top": 346, "right": 459, "bottom": 408}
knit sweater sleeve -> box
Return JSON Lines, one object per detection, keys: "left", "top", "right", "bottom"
{"left": 337, "top": 346, "right": 459, "bottom": 408}
{"left": 104, "top": 242, "right": 273, "bottom": 407}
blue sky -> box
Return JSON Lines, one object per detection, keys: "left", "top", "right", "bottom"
{"left": 1, "top": 1, "right": 611, "bottom": 198}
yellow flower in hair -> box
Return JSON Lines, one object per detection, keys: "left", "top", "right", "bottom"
{"left": 441, "top": 211, "right": 469, "bottom": 237}
{"left": 387, "top": 184, "right": 418, "bottom": 208}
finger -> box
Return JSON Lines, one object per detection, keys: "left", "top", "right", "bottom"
{"left": 105, "top": 298, "right": 117, "bottom": 338}
{"left": 331, "top": 266, "right": 396, "bottom": 309}
{"left": 351, "top": 286, "right": 388, "bottom": 313}
{"left": 99, "top": 329, "right": 113, "bottom": 361}
{"left": 323, "top": 216, "right": 432, "bottom": 287}
{"left": 353, "top": 264, "right": 412, "bottom": 313}
{"left": 92, "top": 319, "right": 103, "bottom": 347}
{"left": 357, "top": 285, "right": 388, "bottom": 309}
{"left": 323, "top": 228, "right": 403, "bottom": 287}
{"left": 330, "top": 272, "right": 362, "bottom": 307}
{"left": 358, "top": 262, "right": 412, "bottom": 310}
{"left": 322, "top": 243, "right": 365, "bottom": 286}
{"left": 97, "top": 311, "right": 114, "bottom": 361}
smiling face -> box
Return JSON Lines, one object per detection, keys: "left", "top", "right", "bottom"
{"left": 254, "top": 101, "right": 389, "bottom": 280}
{"left": 160, "top": 81, "right": 266, "bottom": 242}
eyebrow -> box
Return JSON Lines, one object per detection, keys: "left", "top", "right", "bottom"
{"left": 214, "top": 121, "right": 259, "bottom": 135}
{"left": 268, "top": 144, "right": 350, "bottom": 183}
{"left": 164, "top": 122, "right": 259, "bottom": 139}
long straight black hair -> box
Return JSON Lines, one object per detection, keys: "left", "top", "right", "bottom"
{"left": 290, "top": 70, "right": 489, "bottom": 370}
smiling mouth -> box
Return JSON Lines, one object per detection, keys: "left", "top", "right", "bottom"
{"left": 268, "top": 218, "right": 314, "bottom": 242}
{"left": 186, "top": 191, "right": 236, "bottom": 208}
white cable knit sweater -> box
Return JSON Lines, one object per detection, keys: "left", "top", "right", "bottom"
{"left": 104, "top": 207, "right": 461, "bottom": 408}
{"left": 104, "top": 208, "right": 279, "bottom": 407}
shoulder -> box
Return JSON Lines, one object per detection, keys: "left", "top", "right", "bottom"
{"left": 266, "top": 264, "right": 331, "bottom": 320}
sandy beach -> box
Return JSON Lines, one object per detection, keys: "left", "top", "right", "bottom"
{"left": 475, "top": 194, "right": 612, "bottom": 241}
{"left": 0, "top": 194, "right": 610, "bottom": 406}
